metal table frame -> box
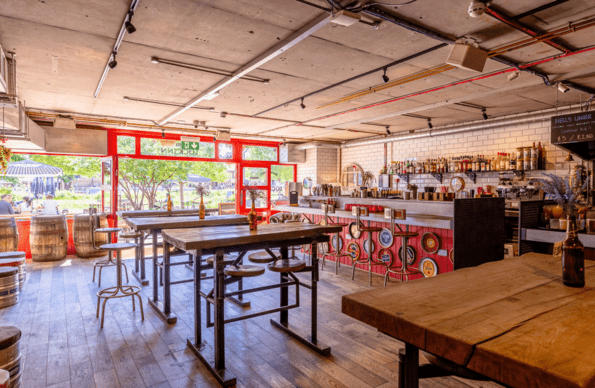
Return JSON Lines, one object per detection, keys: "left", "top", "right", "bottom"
{"left": 163, "top": 233, "right": 331, "bottom": 387}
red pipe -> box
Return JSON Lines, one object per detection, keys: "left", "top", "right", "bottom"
{"left": 301, "top": 45, "right": 595, "bottom": 125}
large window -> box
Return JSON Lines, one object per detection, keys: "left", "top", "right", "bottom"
{"left": 271, "top": 165, "right": 294, "bottom": 201}
{"left": 117, "top": 136, "right": 135, "bottom": 154}
{"left": 242, "top": 146, "right": 277, "bottom": 161}
{"left": 140, "top": 138, "right": 215, "bottom": 158}
{"left": 243, "top": 167, "right": 267, "bottom": 186}
{"left": 246, "top": 190, "right": 268, "bottom": 208}
{"left": 219, "top": 143, "right": 233, "bottom": 159}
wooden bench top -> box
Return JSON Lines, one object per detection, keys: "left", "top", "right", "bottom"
{"left": 342, "top": 252, "right": 595, "bottom": 388}
{"left": 124, "top": 214, "right": 248, "bottom": 231}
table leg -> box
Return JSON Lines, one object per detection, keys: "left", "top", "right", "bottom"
{"left": 149, "top": 234, "right": 177, "bottom": 323}
{"left": 132, "top": 235, "right": 149, "bottom": 286}
{"left": 187, "top": 247, "right": 236, "bottom": 387}
{"left": 280, "top": 246, "right": 289, "bottom": 325}
{"left": 194, "top": 250, "right": 202, "bottom": 345}
{"left": 311, "top": 241, "right": 318, "bottom": 343}
{"left": 398, "top": 343, "right": 419, "bottom": 388}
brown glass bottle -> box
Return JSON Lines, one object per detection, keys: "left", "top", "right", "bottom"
{"left": 562, "top": 216, "right": 585, "bottom": 287}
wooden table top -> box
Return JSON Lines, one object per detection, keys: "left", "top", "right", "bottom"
{"left": 124, "top": 214, "right": 248, "bottom": 231}
{"left": 117, "top": 209, "right": 205, "bottom": 218}
{"left": 162, "top": 222, "right": 343, "bottom": 251}
{"left": 342, "top": 253, "right": 595, "bottom": 388}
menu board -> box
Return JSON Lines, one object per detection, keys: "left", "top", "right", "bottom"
{"left": 551, "top": 112, "right": 595, "bottom": 144}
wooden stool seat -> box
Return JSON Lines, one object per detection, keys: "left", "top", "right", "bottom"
{"left": 119, "top": 231, "right": 143, "bottom": 239}
{"left": 224, "top": 264, "right": 265, "bottom": 277}
{"left": 95, "top": 227, "right": 122, "bottom": 234}
{"left": 393, "top": 231, "right": 419, "bottom": 238}
{"left": 268, "top": 259, "right": 306, "bottom": 273}
{"left": 329, "top": 223, "right": 350, "bottom": 228}
{"left": 359, "top": 227, "right": 383, "bottom": 233}
{"left": 248, "top": 251, "right": 279, "bottom": 263}
{"left": 0, "top": 251, "right": 26, "bottom": 259}
{"left": 100, "top": 242, "right": 136, "bottom": 252}
{"left": 206, "top": 254, "right": 236, "bottom": 265}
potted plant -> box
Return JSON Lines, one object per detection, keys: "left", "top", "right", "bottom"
{"left": 194, "top": 183, "right": 211, "bottom": 219}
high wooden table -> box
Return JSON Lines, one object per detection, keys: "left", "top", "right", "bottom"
{"left": 123, "top": 215, "right": 248, "bottom": 323}
{"left": 162, "top": 222, "right": 342, "bottom": 387}
{"left": 342, "top": 252, "right": 595, "bottom": 388}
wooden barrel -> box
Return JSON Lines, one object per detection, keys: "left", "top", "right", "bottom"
{"left": 0, "top": 219, "right": 18, "bottom": 253}
{"left": 29, "top": 216, "right": 68, "bottom": 262}
{"left": 0, "top": 268, "right": 18, "bottom": 309}
{"left": 73, "top": 214, "right": 108, "bottom": 258}
{"left": 0, "top": 326, "right": 22, "bottom": 388}
{"left": 0, "top": 255, "right": 25, "bottom": 289}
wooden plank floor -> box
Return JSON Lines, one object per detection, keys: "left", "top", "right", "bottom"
{"left": 2, "top": 254, "right": 506, "bottom": 388}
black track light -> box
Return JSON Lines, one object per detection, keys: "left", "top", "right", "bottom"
{"left": 300, "top": 98, "right": 306, "bottom": 109}
{"left": 125, "top": 11, "right": 136, "bottom": 34}
{"left": 161, "top": 129, "right": 165, "bottom": 138}
{"left": 427, "top": 118, "right": 433, "bottom": 129}
{"left": 482, "top": 108, "right": 488, "bottom": 120}
{"left": 108, "top": 52, "right": 118, "bottom": 69}
{"left": 382, "top": 68, "right": 389, "bottom": 84}
{"left": 385, "top": 126, "right": 391, "bottom": 135}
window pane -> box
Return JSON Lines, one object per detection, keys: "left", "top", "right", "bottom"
{"left": 246, "top": 190, "right": 268, "bottom": 208}
{"left": 243, "top": 167, "right": 267, "bottom": 186}
{"left": 219, "top": 143, "right": 233, "bottom": 159}
{"left": 117, "top": 136, "right": 135, "bottom": 154}
{"left": 271, "top": 165, "right": 294, "bottom": 201}
{"left": 140, "top": 138, "right": 215, "bottom": 158}
{"left": 242, "top": 146, "right": 277, "bottom": 161}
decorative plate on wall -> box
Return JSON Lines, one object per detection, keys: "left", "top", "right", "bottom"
{"left": 449, "top": 248, "right": 454, "bottom": 264}
{"left": 349, "top": 222, "right": 362, "bottom": 239}
{"left": 397, "top": 245, "right": 416, "bottom": 265}
{"left": 331, "top": 235, "right": 344, "bottom": 251}
{"left": 378, "top": 248, "right": 393, "bottom": 265}
{"left": 363, "top": 239, "right": 376, "bottom": 254}
{"left": 347, "top": 242, "right": 360, "bottom": 261}
{"left": 378, "top": 228, "right": 394, "bottom": 248}
{"left": 419, "top": 257, "right": 439, "bottom": 277}
{"left": 421, "top": 232, "right": 440, "bottom": 254}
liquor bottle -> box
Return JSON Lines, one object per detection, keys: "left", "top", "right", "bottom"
{"left": 562, "top": 216, "right": 585, "bottom": 287}
{"left": 538, "top": 142, "right": 543, "bottom": 170}
{"left": 166, "top": 193, "right": 173, "bottom": 212}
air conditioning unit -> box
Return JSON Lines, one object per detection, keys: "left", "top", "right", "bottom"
{"left": 53, "top": 116, "right": 77, "bottom": 130}
{"left": 0, "top": 45, "right": 17, "bottom": 108}
{"left": 215, "top": 130, "right": 231, "bottom": 141}
{"left": 446, "top": 43, "right": 488, "bottom": 72}
{"left": 280, "top": 143, "right": 306, "bottom": 164}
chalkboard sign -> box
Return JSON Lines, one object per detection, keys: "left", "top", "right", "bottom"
{"left": 551, "top": 112, "right": 595, "bottom": 144}
{"left": 551, "top": 111, "right": 595, "bottom": 160}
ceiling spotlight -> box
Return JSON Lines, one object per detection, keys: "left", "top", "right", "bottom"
{"left": 125, "top": 12, "right": 136, "bottom": 34}
{"left": 220, "top": 112, "right": 228, "bottom": 118}
{"left": 123, "top": 96, "right": 130, "bottom": 101}
{"left": 151, "top": 57, "right": 159, "bottom": 64}
{"left": 385, "top": 125, "right": 391, "bottom": 135}
{"left": 507, "top": 71, "right": 520, "bottom": 81}
{"left": 300, "top": 98, "right": 306, "bottom": 109}
{"left": 427, "top": 118, "right": 433, "bottom": 129}
{"left": 161, "top": 129, "right": 165, "bottom": 138}
{"left": 558, "top": 83, "right": 570, "bottom": 93}
{"left": 382, "top": 68, "right": 389, "bottom": 84}
{"left": 204, "top": 91, "right": 220, "bottom": 100}
{"left": 482, "top": 108, "right": 488, "bottom": 120}
{"left": 108, "top": 52, "right": 118, "bottom": 69}
{"left": 468, "top": 1, "right": 486, "bottom": 18}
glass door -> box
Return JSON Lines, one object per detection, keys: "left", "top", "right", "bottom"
{"left": 100, "top": 157, "right": 113, "bottom": 216}
{"left": 238, "top": 164, "right": 270, "bottom": 220}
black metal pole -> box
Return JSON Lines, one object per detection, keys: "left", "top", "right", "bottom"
{"left": 311, "top": 241, "right": 318, "bottom": 343}
{"left": 214, "top": 250, "right": 225, "bottom": 370}
{"left": 280, "top": 246, "right": 289, "bottom": 325}
{"left": 194, "top": 250, "right": 202, "bottom": 346}
{"left": 152, "top": 229, "right": 158, "bottom": 303}
{"left": 163, "top": 241, "right": 171, "bottom": 315}
{"left": 140, "top": 234, "right": 146, "bottom": 281}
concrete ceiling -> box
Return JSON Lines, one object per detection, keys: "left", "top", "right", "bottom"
{"left": 1, "top": 0, "right": 595, "bottom": 143}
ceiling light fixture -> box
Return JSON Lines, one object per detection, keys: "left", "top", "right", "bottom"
{"left": 558, "top": 83, "right": 570, "bottom": 93}
{"left": 482, "top": 108, "right": 488, "bottom": 120}
{"left": 203, "top": 91, "right": 220, "bottom": 100}
{"left": 220, "top": 112, "right": 228, "bottom": 118}
{"left": 427, "top": 118, "right": 433, "bottom": 129}
{"left": 507, "top": 71, "right": 520, "bottom": 81}
{"left": 150, "top": 57, "right": 159, "bottom": 64}
{"left": 300, "top": 98, "right": 306, "bottom": 109}
{"left": 382, "top": 68, "right": 390, "bottom": 84}
{"left": 125, "top": 11, "right": 136, "bottom": 34}
{"left": 122, "top": 96, "right": 215, "bottom": 111}
{"left": 108, "top": 52, "right": 118, "bottom": 69}
{"left": 385, "top": 125, "right": 391, "bottom": 135}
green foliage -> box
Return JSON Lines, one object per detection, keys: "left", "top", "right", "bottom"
{"left": 271, "top": 165, "right": 294, "bottom": 183}
{"left": 9, "top": 154, "right": 26, "bottom": 163}
{"left": 53, "top": 190, "right": 89, "bottom": 200}
{"left": 0, "top": 176, "right": 19, "bottom": 185}
{"left": 0, "top": 187, "right": 11, "bottom": 195}
{"left": 242, "top": 145, "right": 277, "bottom": 161}
{"left": 26, "top": 155, "right": 100, "bottom": 183}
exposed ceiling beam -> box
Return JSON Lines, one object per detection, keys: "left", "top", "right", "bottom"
{"left": 157, "top": 11, "right": 334, "bottom": 126}
{"left": 324, "top": 79, "right": 543, "bottom": 130}
{"left": 512, "top": 0, "right": 570, "bottom": 20}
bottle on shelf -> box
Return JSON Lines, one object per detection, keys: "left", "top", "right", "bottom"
{"left": 538, "top": 142, "right": 543, "bottom": 170}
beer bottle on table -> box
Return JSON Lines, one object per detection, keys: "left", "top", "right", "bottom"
{"left": 562, "top": 216, "right": 585, "bottom": 287}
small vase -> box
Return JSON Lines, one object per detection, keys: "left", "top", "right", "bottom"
{"left": 562, "top": 215, "right": 585, "bottom": 287}
{"left": 199, "top": 195, "right": 205, "bottom": 219}
{"left": 248, "top": 202, "right": 257, "bottom": 230}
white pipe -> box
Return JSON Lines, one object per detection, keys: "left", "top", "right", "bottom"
{"left": 294, "top": 141, "right": 341, "bottom": 150}
{"left": 342, "top": 104, "right": 583, "bottom": 148}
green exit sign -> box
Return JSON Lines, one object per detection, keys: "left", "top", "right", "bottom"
{"left": 180, "top": 141, "right": 200, "bottom": 150}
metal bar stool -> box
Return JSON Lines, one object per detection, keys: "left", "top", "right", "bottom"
{"left": 119, "top": 231, "right": 147, "bottom": 286}
{"left": 92, "top": 227, "right": 128, "bottom": 287}
{"left": 350, "top": 207, "right": 386, "bottom": 286}
{"left": 384, "top": 209, "right": 421, "bottom": 286}
{"left": 96, "top": 242, "right": 144, "bottom": 328}
{"left": 320, "top": 204, "right": 350, "bottom": 275}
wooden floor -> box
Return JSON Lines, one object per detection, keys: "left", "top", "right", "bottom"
{"left": 2, "top": 254, "right": 506, "bottom": 388}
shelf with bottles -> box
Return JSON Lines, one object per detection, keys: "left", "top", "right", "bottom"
{"left": 391, "top": 169, "right": 545, "bottom": 185}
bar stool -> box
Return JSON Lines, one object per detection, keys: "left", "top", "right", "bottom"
{"left": 248, "top": 250, "right": 279, "bottom": 264}
{"left": 119, "top": 231, "right": 147, "bottom": 286}
{"left": 283, "top": 219, "right": 305, "bottom": 260}
{"left": 224, "top": 264, "right": 265, "bottom": 277}
{"left": 322, "top": 222, "right": 350, "bottom": 274}
{"left": 350, "top": 207, "right": 386, "bottom": 286}
{"left": 384, "top": 209, "right": 421, "bottom": 286}
{"left": 93, "top": 227, "right": 128, "bottom": 287}
{"left": 96, "top": 242, "right": 143, "bottom": 328}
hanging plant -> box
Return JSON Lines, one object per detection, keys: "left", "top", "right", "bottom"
{"left": 0, "top": 145, "right": 12, "bottom": 173}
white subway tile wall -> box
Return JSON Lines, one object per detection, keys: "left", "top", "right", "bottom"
{"left": 296, "top": 147, "right": 339, "bottom": 186}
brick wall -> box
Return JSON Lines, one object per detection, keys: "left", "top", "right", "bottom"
{"left": 299, "top": 108, "right": 585, "bottom": 192}
{"left": 296, "top": 147, "right": 339, "bottom": 186}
